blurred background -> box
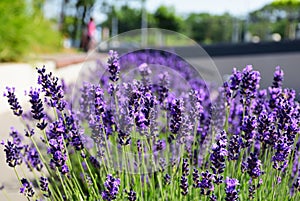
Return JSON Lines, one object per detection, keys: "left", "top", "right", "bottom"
{"left": 1, "top": 0, "right": 300, "bottom": 61}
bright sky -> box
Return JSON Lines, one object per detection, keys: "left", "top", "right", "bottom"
{"left": 136, "top": 0, "right": 273, "bottom": 16}
{"left": 45, "top": 0, "right": 274, "bottom": 22}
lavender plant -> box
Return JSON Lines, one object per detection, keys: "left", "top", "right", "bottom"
{"left": 2, "top": 50, "right": 300, "bottom": 201}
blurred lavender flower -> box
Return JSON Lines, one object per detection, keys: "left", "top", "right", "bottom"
{"left": 164, "top": 173, "right": 171, "bottom": 185}
{"left": 9, "top": 127, "right": 23, "bottom": 146}
{"left": 102, "top": 174, "right": 121, "bottom": 200}
{"left": 157, "top": 72, "right": 169, "bottom": 105}
{"left": 4, "top": 87, "right": 23, "bottom": 116}
{"left": 225, "top": 177, "right": 239, "bottom": 201}
{"left": 138, "top": 63, "right": 152, "bottom": 86}
{"left": 89, "top": 156, "right": 100, "bottom": 169}
{"left": 20, "top": 178, "right": 34, "bottom": 197}
{"left": 24, "top": 145, "right": 43, "bottom": 171}
{"left": 125, "top": 189, "right": 137, "bottom": 201}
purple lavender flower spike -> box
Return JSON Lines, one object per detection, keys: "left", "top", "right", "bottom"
{"left": 28, "top": 88, "right": 44, "bottom": 120}
{"left": 28, "top": 87, "right": 48, "bottom": 130}
{"left": 225, "top": 177, "right": 239, "bottom": 201}
{"left": 4, "top": 87, "right": 23, "bottom": 116}
{"left": 241, "top": 115, "right": 257, "bottom": 148}
{"left": 64, "top": 113, "right": 84, "bottom": 151}
{"left": 107, "top": 50, "right": 120, "bottom": 83}
{"left": 89, "top": 156, "right": 100, "bottom": 169}
{"left": 40, "top": 177, "right": 51, "bottom": 197}
{"left": 228, "top": 133, "right": 242, "bottom": 161}
{"left": 272, "top": 135, "right": 291, "bottom": 171}
{"left": 168, "top": 98, "right": 184, "bottom": 142}
{"left": 210, "top": 130, "right": 227, "bottom": 184}
{"left": 9, "top": 127, "right": 23, "bottom": 146}
{"left": 180, "top": 175, "right": 188, "bottom": 196}
{"left": 199, "top": 170, "right": 215, "bottom": 196}
{"left": 240, "top": 65, "right": 261, "bottom": 105}
{"left": 182, "top": 158, "right": 189, "bottom": 176}
{"left": 164, "top": 173, "right": 171, "bottom": 185}
{"left": 193, "top": 168, "right": 200, "bottom": 188}
{"left": 2, "top": 140, "right": 23, "bottom": 167}
{"left": 24, "top": 127, "right": 35, "bottom": 137}
{"left": 272, "top": 66, "right": 284, "bottom": 88}
{"left": 245, "top": 152, "right": 263, "bottom": 179}
{"left": 125, "top": 189, "right": 137, "bottom": 201}
{"left": 157, "top": 72, "right": 169, "bottom": 105}
{"left": 102, "top": 174, "right": 121, "bottom": 200}
{"left": 229, "top": 68, "right": 242, "bottom": 91}
{"left": 25, "top": 145, "right": 43, "bottom": 171}
{"left": 47, "top": 120, "right": 69, "bottom": 174}
{"left": 20, "top": 178, "right": 34, "bottom": 197}
{"left": 37, "top": 66, "right": 66, "bottom": 111}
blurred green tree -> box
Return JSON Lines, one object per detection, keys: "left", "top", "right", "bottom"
{"left": 153, "top": 5, "right": 183, "bottom": 32}
{"left": 185, "top": 13, "right": 234, "bottom": 44}
{"left": 0, "top": 0, "right": 62, "bottom": 62}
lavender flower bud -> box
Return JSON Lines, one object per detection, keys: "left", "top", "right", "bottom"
{"left": 182, "top": 158, "right": 190, "bottom": 176}
{"left": 20, "top": 178, "right": 34, "bottom": 197}
{"left": 2, "top": 140, "right": 23, "bottom": 167}
{"left": 225, "top": 177, "right": 239, "bottom": 201}
{"left": 28, "top": 88, "right": 45, "bottom": 120}
{"left": 4, "top": 87, "right": 23, "bottom": 116}
{"left": 164, "top": 174, "right": 171, "bottom": 185}
{"left": 193, "top": 168, "right": 200, "bottom": 188}
{"left": 210, "top": 130, "right": 227, "bottom": 184}
{"left": 125, "top": 189, "right": 137, "bottom": 201}
{"left": 37, "top": 66, "right": 66, "bottom": 111}
{"left": 272, "top": 66, "right": 284, "bottom": 88}
{"left": 25, "top": 145, "right": 43, "bottom": 171}
{"left": 40, "top": 177, "right": 51, "bottom": 197}
{"left": 102, "top": 174, "right": 121, "bottom": 200}
{"left": 180, "top": 175, "right": 188, "bottom": 196}
{"left": 200, "top": 170, "right": 215, "bottom": 196}
{"left": 245, "top": 152, "right": 263, "bottom": 179}
{"left": 107, "top": 50, "right": 120, "bottom": 83}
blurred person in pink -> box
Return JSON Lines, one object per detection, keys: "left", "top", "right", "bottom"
{"left": 87, "top": 17, "right": 96, "bottom": 51}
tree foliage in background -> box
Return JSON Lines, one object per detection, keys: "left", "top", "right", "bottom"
{"left": 154, "top": 6, "right": 183, "bottom": 32}
{"left": 249, "top": 0, "right": 300, "bottom": 40}
{"left": 0, "top": 0, "right": 62, "bottom": 62}
{"left": 185, "top": 13, "right": 234, "bottom": 44}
